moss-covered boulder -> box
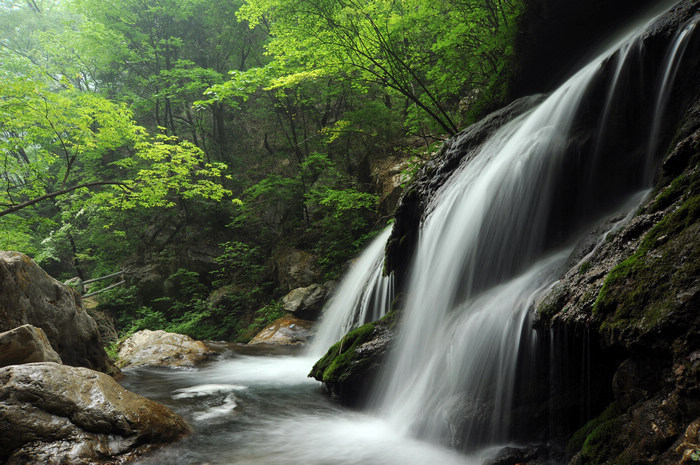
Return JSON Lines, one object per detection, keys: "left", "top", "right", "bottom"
{"left": 309, "top": 316, "right": 394, "bottom": 406}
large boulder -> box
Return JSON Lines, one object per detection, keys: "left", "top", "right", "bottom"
{"left": 0, "top": 324, "right": 62, "bottom": 368}
{"left": 0, "top": 251, "right": 112, "bottom": 373}
{"left": 248, "top": 316, "right": 314, "bottom": 345}
{"left": 282, "top": 283, "right": 329, "bottom": 320}
{"left": 117, "top": 329, "right": 214, "bottom": 369}
{"left": 272, "top": 247, "right": 320, "bottom": 291}
{"left": 0, "top": 362, "right": 191, "bottom": 464}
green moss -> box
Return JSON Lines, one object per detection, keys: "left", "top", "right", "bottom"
{"left": 567, "top": 402, "right": 621, "bottom": 457}
{"left": 536, "top": 285, "right": 567, "bottom": 323}
{"left": 579, "top": 260, "right": 592, "bottom": 275}
{"left": 581, "top": 416, "right": 626, "bottom": 463}
{"left": 309, "top": 321, "right": 377, "bottom": 383}
{"left": 592, "top": 186, "right": 700, "bottom": 340}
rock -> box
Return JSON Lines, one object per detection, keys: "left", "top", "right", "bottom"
{"left": 0, "top": 362, "right": 191, "bottom": 464}
{"left": 117, "top": 330, "right": 213, "bottom": 369}
{"left": 309, "top": 314, "right": 395, "bottom": 406}
{"left": 282, "top": 283, "right": 328, "bottom": 320}
{"left": 0, "top": 324, "right": 62, "bottom": 367}
{"left": 272, "top": 247, "right": 320, "bottom": 291}
{"left": 248, "top": 316, "right": 314, "bottom": 345}
{"left": 369, "top": 152, "right": 413, "bottom": 215}
{"left": 0, "top": 251, "right": 113, "bottom": 373}
{"left": 670, "top": 419, "right": 700, "bottom": 464}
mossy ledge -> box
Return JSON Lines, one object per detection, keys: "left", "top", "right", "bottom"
{"left": 309, "top": 312, "right": 396, "bottom": 406}
{"left": 592, "top": 166, "right": 700, "bottom": 347}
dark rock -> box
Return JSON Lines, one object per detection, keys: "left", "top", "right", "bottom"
{"left": 537, "top": 24, "right": 700, "bottom": 462}
{"left": 0, "top": 324, "right": 62, "bottom": 367}
{"left": 0, "top": 362, "right": 191, "bottom": 464}
{"left": 485, "top": 445, "right": 547, "bottom": 465}
{"left": 309, "top": 314, "right": 395, "bottom": 406}
{"left": 248, "top": 316, "right": 314, "bottom": 345}
{"left": 117, "top": 329, "right": 215, "bottom": 369}
{"left": 0, "top": 251, "right": 113, "bottom": 373}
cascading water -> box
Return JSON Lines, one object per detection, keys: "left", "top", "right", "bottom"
{"left": 309, "top": 227, "right": 394, "bottom": 358}
{"left": 374, "top": 1, "right": 699, "bottom": 450}
{"left": 123, "top": 3, "right": 699, "bottom": 464}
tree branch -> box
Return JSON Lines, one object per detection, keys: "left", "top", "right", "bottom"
{"left": 0, "top": 181, "right": 128, "bottom": 217}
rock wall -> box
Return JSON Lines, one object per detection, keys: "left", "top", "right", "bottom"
{"left": 535, "top": 86, "right": 700, "bottom": 465}
{"left": 0, "top": 251, "right": 113, "bottom": 373}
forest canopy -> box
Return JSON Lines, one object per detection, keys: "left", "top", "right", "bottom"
{"left": 0, "top": 0, "right": 522, "bottom": 341}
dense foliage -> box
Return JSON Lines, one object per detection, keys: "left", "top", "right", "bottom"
{"left": 0, "top": 0, "right": 522, "bottom": 343}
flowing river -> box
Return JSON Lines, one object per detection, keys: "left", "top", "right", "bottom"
{"left": 122, "top": 350, "right": 496, "bottom": 465}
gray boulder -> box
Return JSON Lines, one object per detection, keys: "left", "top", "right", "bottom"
{"left": 117, "top": 329, "right": 214, "bottom": 369}
{"left": 282, "top": 283, "right": 329, "bottom": 320}
{"left": 0, "top": 324, "right": 62, "bottom": 367}
{"left": 0, "top": 362, "right": 191, "bottom": 464}
{"left": 0, "top": 251, "right": 112, "bottom": 373}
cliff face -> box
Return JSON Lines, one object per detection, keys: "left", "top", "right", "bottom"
{"left": 535, "top": 84, "right": 700, "bottom": 465}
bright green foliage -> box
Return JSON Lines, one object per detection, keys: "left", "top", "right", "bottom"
{"left": 236, "top": 0, "right": 522, "bottom": 135}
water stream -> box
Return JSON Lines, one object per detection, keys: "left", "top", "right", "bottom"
{"left": 123, "top": 3, "right": 698, "bottom": 463}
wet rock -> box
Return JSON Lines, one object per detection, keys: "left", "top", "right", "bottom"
{"left": 309, "top": 315, "right": 395, "bottom": 406}
{"left": 0, "top": 324, "right": 62, "bottom": 367}
{"left": 485, "top": 445, "right": 546, "bottom": 465}
{"left": 272, "top": 247, "right": 320, "bottom": 291}
{"left": 282, "top": 283, "right": 329, "bottom": 320}
{"left": 541, "top": 51, "right": 700, "bottom": 463}
{"left": 669, "top": 419, "right": 700, "bottom": 464}
{"left": 117, "top": 330, "right": 214, "bottom": 368}
{"left": 248, "top": 316, "right": 314, "bottom": 345}
{"left": 0, "top": 251, "right": 113, "bottom": 373}
{"left": 0, "top": 362, "right": 191, "bottom": 464}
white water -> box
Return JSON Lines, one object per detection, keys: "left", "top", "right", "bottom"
{"left": 309, "top": 227, "right": 394, "bottom": 357}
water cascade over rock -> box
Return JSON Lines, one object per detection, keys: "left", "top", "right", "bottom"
{"left": 309, "top": 227, "right": 394, "bottom": 358}
{"left": 363, "top": 0, "right": 700, "bottom": 453}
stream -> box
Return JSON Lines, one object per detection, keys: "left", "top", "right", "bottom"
{"left": 122, "top": 348, "right": 498, "bottom": 465}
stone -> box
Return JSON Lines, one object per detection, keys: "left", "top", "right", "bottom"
{"left": 248, "top": 316, "right": 314, "bottom": 345}
{"left": 272, "top": 247, "right": 320, "bottom": 291}
{"left": 0, "top": 251, "right": 113, "bottom": 373}
{"left": 0, "top": 324, "right": 62, "bottom": 367}
{"left": 309, "top": 316, "right": 395, "bottom": 406}
{"left": 282, "top": 283, "right": 328, "bottom": 320}
{"left": 0, "top": 362, "right": 191, "bottom": 464}
{"left": 117, "top": 330, "right": 213, "bottom": 369}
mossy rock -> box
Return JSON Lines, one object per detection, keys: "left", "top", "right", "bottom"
{"left": 309, "top": 321, "right": 377, "bottom": 384}
{"left": 567, "top": 402, "right": 621, "bottom": 457}
{"left": 309, "top": 312, "right": 395, "bottom": 406}
{"left": 592, "top": 169, "right": 700, "bottom": 346}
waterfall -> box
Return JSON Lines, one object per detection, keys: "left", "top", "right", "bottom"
{"left": 364, "top": 3, "right": 700, "bottom": 450}
{"left": 309, "top": 227, "right": 394, "bottom": 358}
